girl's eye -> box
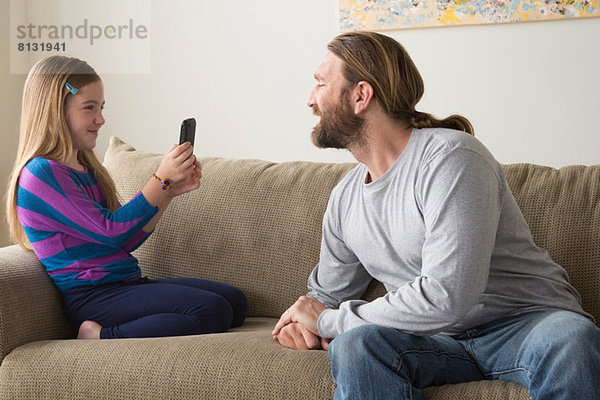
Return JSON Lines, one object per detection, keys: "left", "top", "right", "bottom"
{"left": 85, "top": 105, "right": 104, "bottom": 111}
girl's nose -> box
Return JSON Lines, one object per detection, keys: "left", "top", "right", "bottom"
{"left": 96, "top": 112, "right": 105, "bottom": 126}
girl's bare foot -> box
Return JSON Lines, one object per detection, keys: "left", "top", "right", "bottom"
{"left": 77, "top": 320, "right": 102, "bottom": 339}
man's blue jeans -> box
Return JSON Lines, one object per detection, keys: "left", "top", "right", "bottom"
{"left": 328, "top": 311, "right": 600, "bottom": 400}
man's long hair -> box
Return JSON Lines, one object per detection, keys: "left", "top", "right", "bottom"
{"left": 327, "top": 31, "right": 474, "bottom": 135}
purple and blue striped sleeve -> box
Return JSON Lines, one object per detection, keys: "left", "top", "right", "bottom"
{"left": 17, "top": 158, "right": 158, "bottom": 250}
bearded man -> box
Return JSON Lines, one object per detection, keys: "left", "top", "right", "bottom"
{"left": 272, "top": 31, "right": 600, "bottom": 400}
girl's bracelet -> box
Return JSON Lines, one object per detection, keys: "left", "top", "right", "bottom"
{"left": 152, "top": 173, "right": 171, "bottom": 191}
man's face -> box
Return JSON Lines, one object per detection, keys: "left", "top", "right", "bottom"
{"left": 307, "top": 51, "right": 365, "bottom": 150}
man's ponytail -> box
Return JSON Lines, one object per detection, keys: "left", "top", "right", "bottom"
{"left": 328, "top": 32, "right": 475, "bottom": 137}
{"left": 409, "top": 111, "right": 474, "bottom": 135}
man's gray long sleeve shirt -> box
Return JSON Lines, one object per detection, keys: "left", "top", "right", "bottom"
{"left": 308, "top": 128, "right": 590, "bottom": 339}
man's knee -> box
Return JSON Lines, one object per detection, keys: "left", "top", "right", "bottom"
{"left": 519, "top": 312, "right": 600, "bottom": 397}
{"left": 555, "top": 314, "right": 600, "bottom": 358}
{"left": 526, "top": 311, "right": 600, "bottom": 363}
{"left": 329, "top": 325, "right": 411, "bottom": 366}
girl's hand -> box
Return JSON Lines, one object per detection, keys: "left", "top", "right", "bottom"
{"left": 140, "top": 144, "right": 201, "bottom": 232}
{"left": 155, "top": 143, "right": 202, "bottom": 196}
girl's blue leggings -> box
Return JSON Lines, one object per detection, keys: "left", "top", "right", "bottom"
{"left": 62, "top": 277, "right": 247, "bottom": 339}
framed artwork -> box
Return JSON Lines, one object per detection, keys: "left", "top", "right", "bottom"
{"left": 339, "top": 0, "right": 600, "bottom": 30}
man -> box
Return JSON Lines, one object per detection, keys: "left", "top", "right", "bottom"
{"left": 272, "top": 31, "right": 600, "bottom": 400}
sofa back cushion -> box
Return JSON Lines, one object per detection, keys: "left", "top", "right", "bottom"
{"left": 104, "top": 137, "right": 355, "bottom": 318}
{"left": 502, "top": 163, "right": 600, "bottom": 324}
{"left": 104, "top": 138, "right": 599, "bottom": 323}
{"left": 357, "top": 165, "right": 600, "bottom": 326}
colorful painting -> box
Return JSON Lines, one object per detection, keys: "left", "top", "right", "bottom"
{"left": 339, "top": 0, "right": 600, "bottom": 30}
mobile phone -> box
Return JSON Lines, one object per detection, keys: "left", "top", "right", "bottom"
{"left": 179, "top": 118, "right": 196, "bottom": 147}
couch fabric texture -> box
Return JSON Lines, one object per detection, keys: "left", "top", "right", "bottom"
{"left": 0, "top": 136, "right": 598, "bottom": 399}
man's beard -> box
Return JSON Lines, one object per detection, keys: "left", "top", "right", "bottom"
{"left": 310, "top": 96, "right": 367, "bottom": 150}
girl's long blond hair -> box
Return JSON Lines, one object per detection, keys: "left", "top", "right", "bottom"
{"left": 6, "top": 56, "right": 120, "bottom": 250}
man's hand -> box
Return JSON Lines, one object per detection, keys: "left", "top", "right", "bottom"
{"left": 275, "top": 323, "right": 332, "bottom": 350}
{"left": 272, "top": 296, "right": 327, "bottom": 341}
{"left": 275, "top": 323, "right": 318, "bottom": 350}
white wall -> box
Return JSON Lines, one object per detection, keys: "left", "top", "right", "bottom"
{"left": 96, "top": 0, "right": 350, "bottom": 164}
{"left": 1, "top": 0, "right": 27, "bottom": 247}
{"left": 393, "top": 18, "right": 600, "bottom": 167}
{"left": 1, "top": 0, "right": 600, "bottom": 245}
{"left": 92, "top": 1, "right": 600, "bottom": 167}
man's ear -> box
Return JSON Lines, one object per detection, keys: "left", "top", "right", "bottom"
{"left": 351, "top": 81, "right": 374, "bottom": 115}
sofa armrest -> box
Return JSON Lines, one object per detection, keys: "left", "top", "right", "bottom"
{"left": 0, "top": 245, "right": 74, "bottom": 362}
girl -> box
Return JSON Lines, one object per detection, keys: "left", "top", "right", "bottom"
{"left": 6, "top": 56, "right": 247, "bottom": 339}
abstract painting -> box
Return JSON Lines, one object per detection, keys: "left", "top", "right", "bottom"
{"left": 339, "top": 0, "right": 600, "bottom": 30}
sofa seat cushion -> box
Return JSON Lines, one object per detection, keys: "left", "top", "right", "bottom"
{"left": 0, "top": 318, "right": 334, "bottom": 399}
{"left": 425, "top": 380, "right": 529, "bottom": 399}
{"left": 0, "top": 317, "right": 529, "bottom": 399}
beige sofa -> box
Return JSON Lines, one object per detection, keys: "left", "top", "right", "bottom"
{"left": 1, "top": 136, "right": 598, "bottom": 399}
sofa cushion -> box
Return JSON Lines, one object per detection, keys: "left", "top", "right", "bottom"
{"left": 363, "top": 164, "right": 600, "bottom": 326}
{"left": 503, "top": 164, "right": 600, "bottom": 325}
{"left": 104, "top": 138, "right": 599, "bottom": 325}
{"left": 0, "top": 318, "right": 335, "bottom": 399}
{"left": 0, "top": 316, "right": 529, "bottom": 399}
{"left": 104, "top": 137, "right": 356, "bottom": 318}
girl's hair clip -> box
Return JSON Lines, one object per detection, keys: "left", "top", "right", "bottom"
{"left": 65, "top": 82, "right": 78, "bottom": 95}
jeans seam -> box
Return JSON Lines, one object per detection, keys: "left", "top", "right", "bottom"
{"left": 464, "top": 328, "right": 479, "bottom": 360}
{"left": 395, "top": 349, "right": 478, "bottom": 377}
{"left": 396, "top": 356, "right": 413, "bottom": 400}
{"left": 395, "top": 349, "right": 478, "bottom": 399}
{"left": 465, "top": 337, "right": 474, "bottom": 358}
{"left": 395, "top": 349, "right": 476, "bottom": 373}
{"left": 485, "top": 366, "right": 532, "bottom": 381}
{"left": 463, "top": 329, "right": 496, "bottom": 380}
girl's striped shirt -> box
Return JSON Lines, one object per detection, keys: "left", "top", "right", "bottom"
{"left": 16, "top": 157, "right": 158, "bottom": 292}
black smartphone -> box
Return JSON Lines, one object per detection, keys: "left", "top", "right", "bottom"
{"left": 179, "top": 118, "right": 196, "bottom": 147}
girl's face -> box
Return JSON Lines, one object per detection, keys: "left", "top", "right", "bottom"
{"left": 64, "top": 80, "right": 105, "bottom": 153}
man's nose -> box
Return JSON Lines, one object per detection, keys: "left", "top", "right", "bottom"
{"left": 307, "top": 87, "right": 316, "bottom": 108}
